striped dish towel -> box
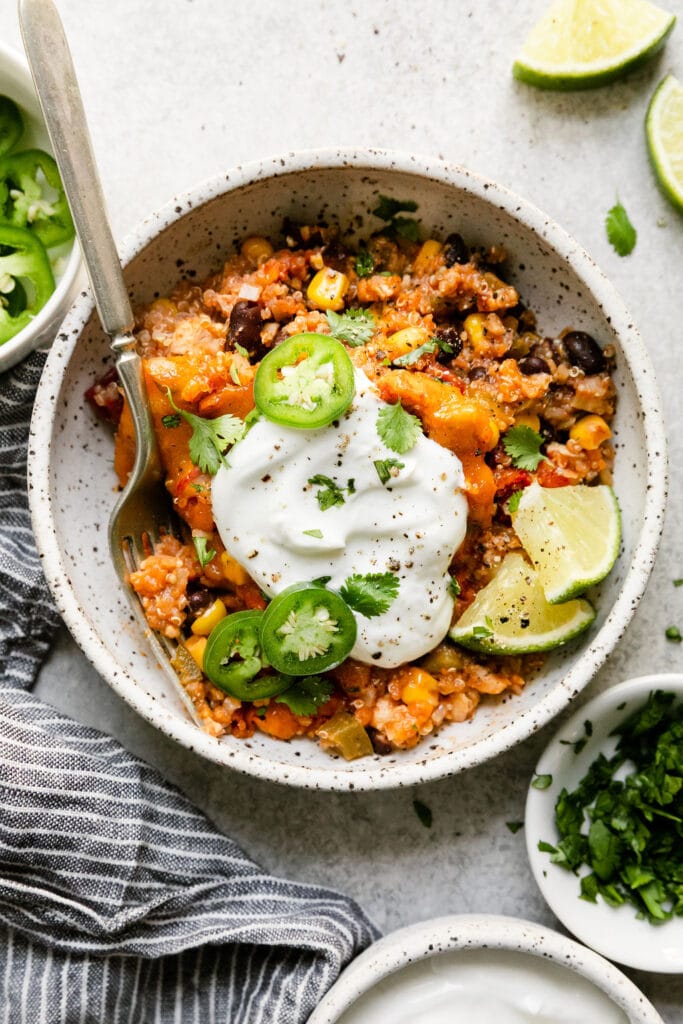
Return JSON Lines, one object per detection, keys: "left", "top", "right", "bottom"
{"left": 0, "top": 351, "right": 378, "bottom": 1022}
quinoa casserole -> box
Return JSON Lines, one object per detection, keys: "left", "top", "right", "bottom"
{"left": 88, "top": 199, "right": 617, "bottom": 760}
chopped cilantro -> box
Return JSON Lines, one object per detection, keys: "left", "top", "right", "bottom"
{"left": 392, "top": 340, "right": 437, "bottom": 367}
{"left": 507, "top": 490, "right": 523, "bottom": 514}
{"left": 193, "top": 536, "right": 215, "bottom": 568}
{"left": 392, "top": 217, "right": 420, "bottom": 242}
{"left": 503, "top": 425, "right": 547, "bottom": 472}
{"left": 531, "top": 773, "right": 553, "bottom": 790}
{"left": 472, "top": 623, "right": 493, "bottom": 640}
{"left": 276, "top": 675, "right": 334, "bottom": 716}
{"left": 376, "top": 400, "right": 423, "bottom": 454}
{"left": 448, "top": 576, "right": 461, "bottom": 598}
{"left": 413, "top": 799, "right": 433, "bottom": 829}
{"left": 373, "top": 458, "right": 404, "bottom": 485}
{"left": 666, "top": 626, "right": 682, "bottom": 643}
{"left": 506, "top": 821, "right": 524, "bottom": 834}
{"left": 230, "top": 362, "right": 241, "bottom": 385}
{"left": 303, "top": 529, "right": 323, "bottom": 539}
{"left": 339, "top": 572, "right": 399, "bottom": 618}
{"left": 606, "top": 200, "right": 637, "bottom": 257}
{"left": 354, "top": 249, "right": 375, "bottom": 278}
{"left": 674, "top": 579, "right": 683, "bottom": 587}
{"left": 234, "top": 342, "right": 249, "bottom": 359}
{"left": 326, "top": 308, "right": 376, "bottom": 347}
{"left": 161, "top": 413, "right": 181, "bottom": 429}
{"left": 372, "top": 195, "right": 418, "bottom": 220}
{"left": 166, "top": 389, "right": 245, "bottom": 475}
{"left": 308, "top": 474, "right": 352, "bottom": 511}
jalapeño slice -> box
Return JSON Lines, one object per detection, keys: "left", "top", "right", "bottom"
{"left": 260, "top": 583, "right": 357, "bottom": 676}
{"left": 0, "top": 149, "right": 75, "bottom": 247}
{"left": 0, "top": 224, "right": 55, "bottom": 344}
{"left": 253, "top": 332, "right": 355, "bottom": 428}
{"left": 0, "top": 96, "right": 23, "bottom": 158}
{"left": 203, "top": 610, "right": 293, "bottom": 701}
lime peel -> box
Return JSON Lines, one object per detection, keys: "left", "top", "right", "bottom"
{"left": 646, "top": 74, "right": 683, "bottom": 215}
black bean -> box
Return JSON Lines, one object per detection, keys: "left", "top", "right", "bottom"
{"left": 468, "top": 366, "right": 488, "bottom": 381}
{"left": 228, "top": 301, "right": 265, "bottom": 359}
{"left": 518, "top": 354, "right": 550, "bottom": 375}
{"left": 367, "top": 728, "right": 393, "bottom": 756}
{"left": 443, "top": 232, "right": 470, "bottom": 266}
{"left": 563, "top": 331, "right": 605, "bottom": 374}
{"left": 434, "top": 323, "right": 463, "bottom": 361}
{"left": 188, "top": 588, "right": 212, "bottom": 614}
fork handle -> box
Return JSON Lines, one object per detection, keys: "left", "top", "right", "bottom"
{"left": 19, "top": 0, "right": 134, "bottom": 339}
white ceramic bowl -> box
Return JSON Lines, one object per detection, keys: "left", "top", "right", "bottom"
{"left": 526, "top": 673, "right": 683, "bottom": 972}
{"left": 308, "top": 915, "right": 663, "bottom": 1023}
{"left": 0, "top": 41, "right": 81, "bottom": 373}
{"left": 29, "top": 149, "right": 667, "bottom": 790}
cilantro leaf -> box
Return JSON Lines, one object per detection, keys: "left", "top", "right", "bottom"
{"left": 392, "top": 340, "right": 437, "bottom": 367}
{"left": 472, "top": 624, "right": 493, "bottom": 639}
{"left": 166, "top": 389, "right": 246, "bottom": 475}
{"left": 413, "top": 799, "right": 432, "bottom": 829}
{"left": 161, "top": 413, "right": 181, "bottom": 429}
{"left": 507, "top": 490, "right": 523, "bottom": 514}
{"left": 339, "top": 572, "right": 399, "bottom": 618}
{"left": 376, "top": 400, "right": 423, "bottom": 454}
{"left": 392, "top": 217, "right": 420, "bottom": 242}
{"left": 276, "top": 675, "right": 334, "bottom": 716}
{"left": 372, "top": 195, "right": 418, "bottom": 220}
{"left": 606, "top": 201, "right": 637, "bottom": 257}
{"left": 354, "top": 249, "right": 375, "bottom": 278}
{"left": 193, "top": 536, "right": 216, "bottom": 568}
{"left": 303, "top": 528, "right": 323, "bottom": 539}
{"left": 666, "top": 625, "right": 682, "bottom": 642}
{"left": 234, "top": 342, "right": 249, "bottom": 359}
{"left": 448, "top": 575, "right": 461, "bottom": 598}
{"left": 506, "top": 821, "right": 524, "bottom": 834}
{"left": 503, "top": 425, "right": 547, "bottom": 472}
{"left": 532, "top": 773, "right": 553, "bottom": 790}
{"left": 308, "top": 474, "right": 350, "bottom": 511}
{"left": 374, "top": 458, "right": 404, "bottom": 485}
{"left": 326, "top": 308, "right": 376, "bottom": 347}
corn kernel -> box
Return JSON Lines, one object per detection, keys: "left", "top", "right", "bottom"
{"left": 191, "top": 598, "right": 227, "bottom": 636}
{"left": 184, "top": 635, "right": 207, "bottom": 672}
{"left": 464, "top": 313, "right": 487, "bottom": 353}
{"left": 241, "top": 236, "right": 273, "bottom": 265}
{"left": 385, "top": 326, "right": 430, "bottom": 360}
{"left": 220, "top": 551, "right": 250, "bottom": 587}
{"left": 400, "top": 668, "right": 440, "bottom": 707}
{"left": 306, "top": 267, "right": 349, "bottom": 311}
{"left": 514, "top": 412, "right": 541, "bottom": 433}
{"left": 569, "top": 414, "right": 612, "bottom": 451}
{"left": 413, "top": 239, "right": 442, "bottom": 275}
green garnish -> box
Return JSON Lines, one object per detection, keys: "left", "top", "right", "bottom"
{"left": 503, "top": 425, "right": 547, "bottom": 472}
{"left": 539, "top": 690, "right": 683, "bottom": 923}
{"left": 354, "top": 249, "right": 375, "bottom": 278}
{"left": 532, "top": 773, "right": 553, "bottom": 790}
{"left": 276, "top": 675, "right": 334, "bottom": 716}
{"left": 471, "top": 623, "right": 493, "bottom": 640}
{"left": 413, "top": 799, "right": 433, "bottom": 829}
{"left": 373, "top": 458, "right": 404, "bottom": 485}
{"left": 308, "top": 474, "right": 352, "bottom": 511}
{"left": 448, "top": 576, "right": 461, "bottom": 598}
{"left": 506, "top": 821, "right": 524, "bottom": 834}
{"left": 193, "top": 536, "right": 216, "bottom": 568}
{"left": 161, "top": 413, "right": 181, "bottom": 429}
{"left": 339, "top": 572, "right": 399, "bottom": 618}
{"left": 230, "top": 362, "right": 241, "bottom": 385}
{"left": 326, "top": 308, "right": 376, "bottom": 347}
{"left": 376, "top": 400, "right": 423, "bottom": 454}
{"left": 666, "top": 626, "right": 682, "bottom": 642}
{"left": 166, "top": 389, "right": 245, "bottom": 475}
{"left": 673, "top": 579, "right": 683, "bottom": 587}
{"left": 392, "top": 340, "right": 437, "bottom": 367}
{"left": 234, "top": 342, "right": 249, "bottom": 359}
{"left": 606, "top": 200, "right": 637, "bottom": 257}
{"left": 507, "top": 490, "right": 523, "bottom": 513}
{"left": 311, "top": 575, "right": 332, "bottom": 587}
{"left": 303, "top": 529, "right": 323, "bottom": 539}
{"left": 372, "top": 195, "right": 418, "bottom": 220}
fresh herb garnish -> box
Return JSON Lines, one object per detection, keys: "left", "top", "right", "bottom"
{"left": 539, "top": 690, "right": 683, "bottom": 923}
{"left": 374, "top": 458, "right": 405, "bottom": 485}
{"left": 392, "top": 340, "right": 437, "bottom": 367}
{"left": 674, "top": 579, "right": 683, "bottom": 587}
{"left": 161, "top": 413, "right": 181, "bottom": 429}
{"left": 503, "top": 425, "right": 547, "bottom": 472}
{"left": 372, "top": 195, "right": 418, "bottom": 220}
{"left": 531, "top": 773, "right": 553, "bottom": 790}
{"left": 506, "top": 821, "right": 524, "bottom": 834}
{"left": 193, "top": 536, "right": 216, "bottom": 568}
{"left": 166, "top": 389, "right": 246, "bottom": 475}
{"left": 308, "top": 474, "right": 353, "bottom": 511}
{"left": 303, "top": 529, "right": 323, "bottom": 539}
{"left": 354, "top": 249, "right": 375, "bottom": 278}
{"left": 234, "top": 342, "right": 249, "bottom": 359}
{"left": 448, "top": 576, "right": 461, "bottom": 598}
{"left": 606, "top": 200, "right": 637, "bottom": 257}
{"left": 413, "top": 799, "right": 433, "bottom": 829}
{"left": 472, "top": 623, "right": 493, "bottom": 640}
{"left": 339, "top": 572, "right": 399, "bottom": 618}
{"left": 666, "top": 626, "right": 682, "bottom": 643}
{"left": 392, "top": 217, "right": 420, "bottom": 242}
{"left": 376, "top": 400, "right": 423, "bottom": 454}
{"left": 507, "top": 490, "right": 523, "bottom": 514}
{"left": 326, "top": 308, "right": 376, "bottom": 347}
{"left": 230, "top": 362, "right": 241, "bottom": 385}
{"left": 276, "top": 676, "right": 334, "bottom": 716}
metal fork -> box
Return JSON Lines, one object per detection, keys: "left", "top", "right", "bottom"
{"left": 20, "top": 0, "right": 203, "bottom": 727}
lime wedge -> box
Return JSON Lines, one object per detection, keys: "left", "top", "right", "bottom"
{"left": 646, "top": 74, "right": 683, "bottom": 214}
{"left": 511, "top": 482, "right": 621, "bottom": 604}
{"left": 513, "top": 0, "right": 676, "bottom": 91}
{"left": 449, "top": 552, "right": 595, "bottom": 655}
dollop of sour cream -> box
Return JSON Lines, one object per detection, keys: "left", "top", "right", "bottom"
{"left": 211, "top": 370, "right": 468, "bottom": 667}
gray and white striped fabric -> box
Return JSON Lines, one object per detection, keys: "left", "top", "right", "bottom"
{"left": 0, "top": 351, "right": 378, "bottom": 1022}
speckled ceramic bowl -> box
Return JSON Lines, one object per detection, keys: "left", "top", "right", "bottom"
{"left": 307, "top": 915, "right": 663, "bottom": 1023}
{"left": 28, "top": 150, "right": 667, "bottom": 790}
{"left": 0, "top": 42, "right": 81, "bottom": 373}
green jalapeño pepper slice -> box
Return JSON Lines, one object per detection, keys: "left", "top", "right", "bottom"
{"left": 254, "top": 332, "right": 355, "bottom": 429}
{"left": 0, "top": 149, "right": 75, "bottom": 247}
{"left": 203, "top": 609, "right": 294, "bottom": 701}
{"left": 0, "top": 224, "right": 55, "bottom": 345}
{"left": 260, "top": 583, "right": 357, "bottom": 676}
{"left": 0, "top": 96, "right": 23, "bottom": 158}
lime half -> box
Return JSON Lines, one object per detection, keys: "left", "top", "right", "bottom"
{"left": 450, "top": 552, "right": 595, "bottom": 655}
{"left": 513, "top": 0, "right": 676, "bottom": 91}
{"left": 511, "top": 482, "right": 621, "bottom": 604}
{"left": 646, "top": 74, "right": 683, "bottom": 214}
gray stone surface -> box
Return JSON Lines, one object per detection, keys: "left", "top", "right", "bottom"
{"left": 1, "top": 0, "right": 682, "bottom": 1018}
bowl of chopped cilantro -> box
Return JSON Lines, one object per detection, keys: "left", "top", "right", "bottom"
{"left": 0, "top": 41, "right": 81, "bottom": 372}
{"left": 526, "top": 674, "right": 683, "bottom": 972}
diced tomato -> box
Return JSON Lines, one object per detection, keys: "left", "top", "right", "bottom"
{"left": 495, "top": 467, "right": 532, "bottom": 503}
{"left": 85, "top": 367, "right": 123, "bottom": 425}
{"left": 536, "top": 461, "right": 573, "bottom": 488}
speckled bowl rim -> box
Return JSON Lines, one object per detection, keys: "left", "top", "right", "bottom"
{"left": 0, "top": 41, "right": 81, "bottom": 373}
{"left": 29, "top": 148, "right": 668, "bottom": 791}
{"left": 307, "top": 914, "right": 663, "bottom": 1023}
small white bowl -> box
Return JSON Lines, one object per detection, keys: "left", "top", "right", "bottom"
{"left": 526, "top": 673, "right": 683, "bottom": 972}
{"left": 308, "top": 915, "right": 663, "bottom": 1023}
{"left": 0, "top": 41, "right": 81, "bottom": 373}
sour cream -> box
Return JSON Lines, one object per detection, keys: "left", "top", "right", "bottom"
{"left": 211, "top": 370, "right": 468, "bottom": 667}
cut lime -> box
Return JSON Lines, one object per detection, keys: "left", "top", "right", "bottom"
{"left": 646, "top": 74, "right": 683, "bottom": 214}
{"left": 511, "top": 481, "right": 621, "bottom": 604}
{"left": 449, "top": 552, "right": 595, "bottom": 655}
{"left": 513, "top": 0, "right": 676, "bottom": 91}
